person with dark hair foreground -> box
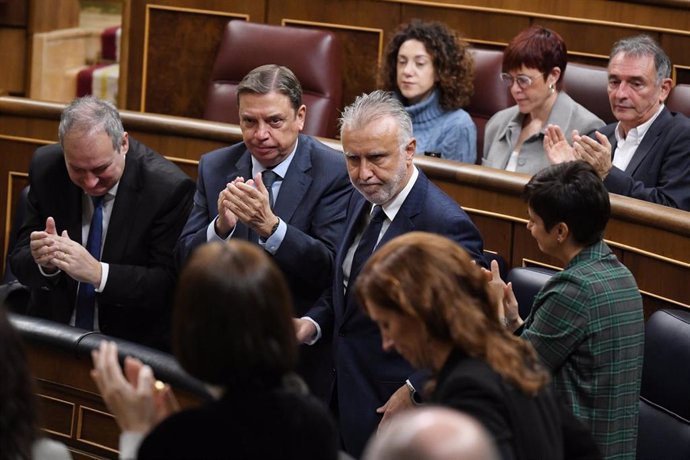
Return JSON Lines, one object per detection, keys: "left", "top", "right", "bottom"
{"left": 356, "top": 231, "right": 600, "bottom": 460}
{"left": 91, "top": 240, "right": 338, "bottom": 460}
{"left": 489, "top": 161, "right": 644, "bottom": 459}
{"left": 380, "top": 20, "right": 476, "bottom": 162}
{"left": 0, "top": 307, "right": 72, "bottom": 460}
{"left": 483, "top": 26, "right": 604, "bottom": 175}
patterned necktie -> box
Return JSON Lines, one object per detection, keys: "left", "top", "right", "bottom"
{"left": 348, "top": 204, "right": 386, "bottom": 292}
{"left": 262, "top": 169, "right": 280, "bottom": 208}
{"left": 75, "top": 195, "right": 104, "bottom": 330}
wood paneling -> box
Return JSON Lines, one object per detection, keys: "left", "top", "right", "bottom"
{"left": 126, "top": 0, "right": 265, "bottom": 111}
{"left": 0, "top": 28, "right": 26, "bottom": 93}
{"left": 141, "top": 6, "right": 247, "bottom": 117}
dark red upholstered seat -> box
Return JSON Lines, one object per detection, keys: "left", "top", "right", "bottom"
{"left": 467, "top": 48, "right": 514, "bottom": 161}
{"left": 203, "top": 21, "right": 343, "bottom": 139}
{"left": 563, "top": 62, "right": 615, "bottom": 124}
{"left": 666, "top": 83, "right": 690, "bottom": 117}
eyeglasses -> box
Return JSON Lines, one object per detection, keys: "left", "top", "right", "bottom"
{"left": 499, "top": 73, "right": 541, "bottom": 89}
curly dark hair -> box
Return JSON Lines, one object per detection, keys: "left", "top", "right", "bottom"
{"left": 0, "top": 307, "right": 38, "bottom": 460}
{"left": 379, "top": 20, "right": 474, "bottom": 110}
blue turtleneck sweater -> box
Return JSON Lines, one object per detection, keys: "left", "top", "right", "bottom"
{"left": 402, "top": 89, "right": 477, "bottom": 163}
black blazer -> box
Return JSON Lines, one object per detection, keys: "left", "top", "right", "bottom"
{"left": 9, "top": 138, "right": 195, "bottom": 348}
{"left": 138, "top": 385, "right": 339, "bottom": 460}
{"left": 601, "top": 107, "right": 690, "bottom": 211}
{"left": 307, "top": 169, "right": 486, "bottom": 457}
{"left": 433, "top": 349, "right": 601, "bottom": 460}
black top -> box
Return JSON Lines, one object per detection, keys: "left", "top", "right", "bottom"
{"left": 432, "top": 348, "right": 601, "bottom": 460}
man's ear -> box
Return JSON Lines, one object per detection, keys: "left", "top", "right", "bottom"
{"left": 296, "top": 105, "right": 307, "bottom": 132}
{"left": 120, "top": 132, "right": 129, "bottom": 155}
{"left": 659, "top": 78, "right": 673, "bottom": 103}
{"left": 405, "top": 138, "right": 416, "bottom": 161}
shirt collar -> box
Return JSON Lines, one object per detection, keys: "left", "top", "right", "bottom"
{"left": 251, "top": 138, "right": 298, "bottom": 178}
{"left": 378, "top": 166, "right": 419, "bottom": 222}
{"left": 615, "top": 104, "right": 664, "bottom": 144}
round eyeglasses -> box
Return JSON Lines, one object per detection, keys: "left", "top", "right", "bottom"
{"left": 499, "top": 73, "right": 540, "bottom": 89}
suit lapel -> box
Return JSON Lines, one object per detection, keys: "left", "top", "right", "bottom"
{"left": 103, "top": 149, "right": 141, "bottom": 259}
{"left": 376, "top": 171, "right": 426, "bottom": 249}
{"left": 227, "top": 150, "right": 253, "bottom": 241}
{"left": 336, "top": 195, "right": 368, "bottom": 320}
{"left": 624, "top": 108, "right": 670, "bottom": 175}
{"left": 340, "top": 172, "right": 427, "bottom": 323}
{"left": 274, "top": 138, "right": 312, "bottom": 223}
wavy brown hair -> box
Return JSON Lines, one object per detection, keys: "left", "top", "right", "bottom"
{"left": 355, "top": 232, "right": 549, "bottom": 396}
{"left": 379, "top": 20, "right": 474, "bottom": 110}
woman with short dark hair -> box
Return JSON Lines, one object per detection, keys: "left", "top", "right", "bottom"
{"left": 483, "top": 26, "right": 604, "bottom": 175}
{"left": 91, "top": 240, "right": 338, "bottom": 460}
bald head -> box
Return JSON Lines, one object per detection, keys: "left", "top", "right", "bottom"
{"left": 362, "top": 407, "right": 499, "bottom": 460}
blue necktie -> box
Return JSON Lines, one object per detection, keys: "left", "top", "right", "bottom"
{"left": 262, "top": 169, "right": 280, "bottom": 208}
{"left": 75, "top": 195, "right": 104, "bottom": 330}
{"left": 348, "top": 204, "right": 386, "bottom": 294}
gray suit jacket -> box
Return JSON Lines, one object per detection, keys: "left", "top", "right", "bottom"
{"left": 483, "top": 91, "right": 604, "bottom": 175}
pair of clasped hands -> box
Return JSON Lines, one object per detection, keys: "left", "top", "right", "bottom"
{"left": 543, "top": 125, "right": 613, "bottom": 179}
{"left": 30, "top": 217, "right": 102, "bottom": 286}
{"left": 215, "top": 172, "right": 278, "bottom": 239}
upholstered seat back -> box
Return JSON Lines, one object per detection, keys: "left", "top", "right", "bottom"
{"left": 505, "top": 266, "right": 557, "bottom": 320}
{"left": 204, "top": 21, "right": 343, "bottom": 139}
{"left": 666, "top": 84, "right": 690, "bottom": 118}
{"left": 468, "top": 48, "right": 514, "bottom": 161}
{"left": 563, "top": 62, "right": 615, "bottom": 124}
{"left": 637, "top": 308, "right": 690, "bottom": 460}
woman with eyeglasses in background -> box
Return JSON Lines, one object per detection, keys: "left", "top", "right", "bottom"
{"left": 482, "top": 26, "right": 604, "bottom": 175}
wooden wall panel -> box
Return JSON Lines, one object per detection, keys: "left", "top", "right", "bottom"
{"left": 0, "top": 28, "right": 26, "bottom": 94}
{"left": 141, "top": 6, "right": 247, "bottom": 117}
{"left": 126, "top": 0, "right": 265, "bottom": 112}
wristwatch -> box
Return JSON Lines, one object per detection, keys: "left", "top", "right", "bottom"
{"left": 405, "top": 379, "right": 423, "bottom": 405}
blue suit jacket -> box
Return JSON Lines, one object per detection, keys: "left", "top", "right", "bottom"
{"left": 307, "top": 168, "right": 485, "bottom": 457}
{"left": 600, "top": 106, "right": 690, "bottom": 211}
{"left": 176, "top": 135, "right": 352, "bottom": 401}
{"left": 176, "top": 134, "right": 352, "bottom": 315}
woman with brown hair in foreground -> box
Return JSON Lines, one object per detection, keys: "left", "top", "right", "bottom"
{"left": 355, "top": 231, "right": 600, "bottom": 460}
{"left": 91, "top": 240, "right": 338, "bottom": 460}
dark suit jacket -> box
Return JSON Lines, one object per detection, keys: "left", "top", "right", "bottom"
{"left": 138, "top": 385, "right": 339, "bottom": 460}
{"left": 175, "top": 134, "right": 351, "bottom": 401}
{"left": 9, "top": 138, "right": 195, "bottom": 348}
{"left": 433, "top": 349, "right": 601, "bottom": 460}
{"left": 600, "top": 107, "right": 690, "bottom": 211}
{"left": 176, "top": 134, "right": 352, "bottom": 315}
{"left": 306, "top": 169, "right": 485, "bottom": 457}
